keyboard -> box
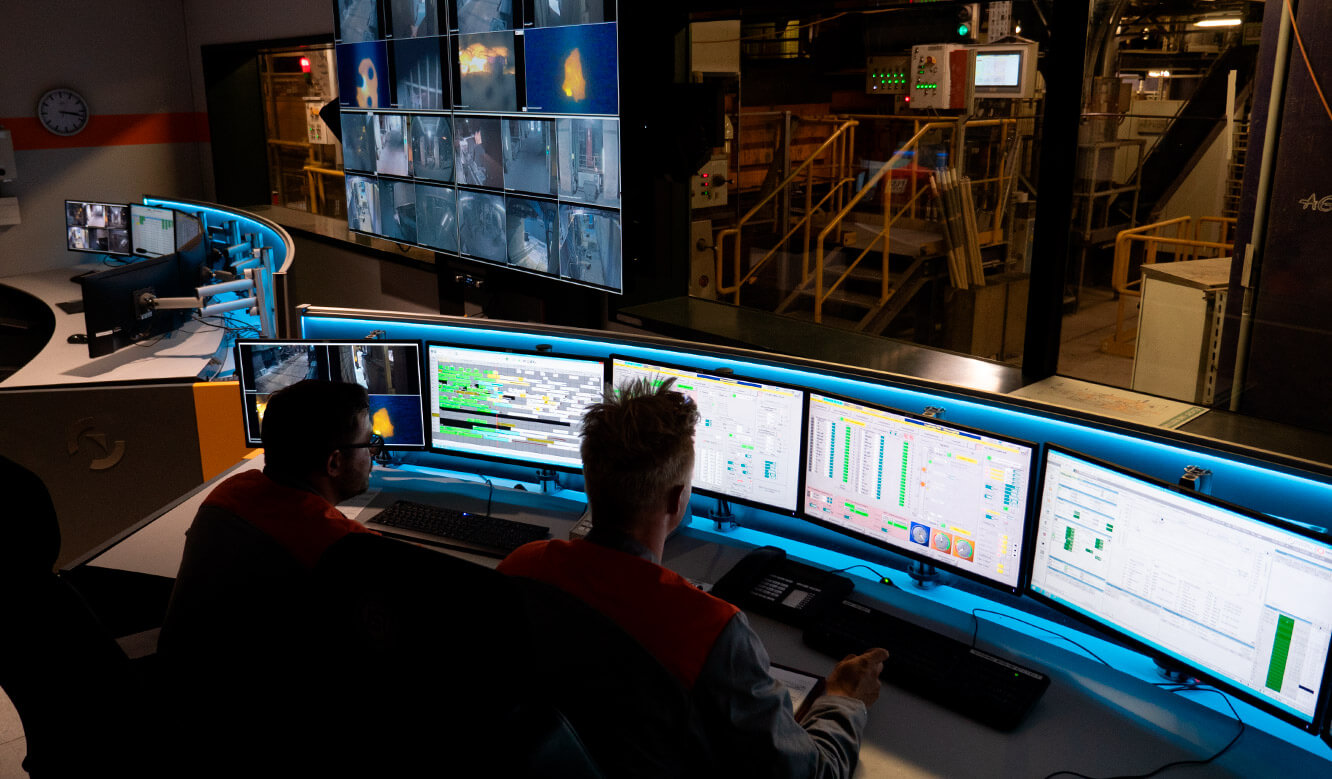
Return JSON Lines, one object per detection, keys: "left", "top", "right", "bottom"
{"left": 803, "top": 598, "right": 1050, "bottom": 731}
{"left": 368, "top": 499, "right": 550, "bottom": 558}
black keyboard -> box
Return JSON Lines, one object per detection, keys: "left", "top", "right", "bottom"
{"left": 803, "top": 599, "right": 1050, "bottom": 731}
{"left": 368, "top": 499, "right": 550, "bottom": 557}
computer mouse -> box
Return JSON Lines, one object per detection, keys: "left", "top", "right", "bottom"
{"left": 67, "top": 333, "right": 88, "bottom": 344}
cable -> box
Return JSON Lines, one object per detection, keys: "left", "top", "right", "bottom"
{"left": 479, "top": 474, "right": 495, "bottom": 516}
{"left": 830, "top": 563, "right": 896, "bottom": 587}
{"left": 1042, "top": 684, "right": 1245, "bottom": 779}
{"left": 1284, "top": 0, "right": 1332, "bottom": 126}
{"left": 970, "top": 608, "right": 1112, "bottom": 667}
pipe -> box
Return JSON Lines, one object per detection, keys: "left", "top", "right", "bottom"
{"left": 1229, "top": 0, "right": 1293, "bottom": 412}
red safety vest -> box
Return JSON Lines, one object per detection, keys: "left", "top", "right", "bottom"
{"left": 499, "top": 539, "right": 739, "bottom": 689}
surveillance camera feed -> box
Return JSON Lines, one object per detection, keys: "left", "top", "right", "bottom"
{"left": 235, "top": 339, "right": 427, "bottom": 449}
{"left": 333, "top": 0, "right": 623, "bottom": 292}
{"left": 66, "top": 200, "right": 132, "bottom": 256}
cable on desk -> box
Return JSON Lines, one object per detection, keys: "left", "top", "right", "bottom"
{"left": 969, "top": 608, "right": 1112, "bottom": 667}
{"left": 829, "top": 563, "right": 896, "bottom": 587}
{"left": 1042, "top": 684, "right": 1245, "bottom": 779}
{"left": 478, "top": 474, "right": 494, "bottom": 516}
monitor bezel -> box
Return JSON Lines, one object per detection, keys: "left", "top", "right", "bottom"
{"left": 971, "top": 43, "right": 1033, "bottom": 98}
{"left": 607, "top": 353, "right": 810, "bottom": 517}
{"left": 424, "top": 340, "right": 606, "bottom": 473}
{"left": 233, "top": 338, "right": 429, "bottom": 451}
{"left": 65, "top": 199, "right": 134, "bottom": 257}
{"left": 1025, "top": 443, "right": 1332, "bottom": 733}
{"left": 799, "top": 389, "right": 1038, "bottom": 596}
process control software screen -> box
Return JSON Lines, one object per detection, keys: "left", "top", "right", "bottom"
{"left": 803, "top": 393, "right": 1033, "bottom": 590}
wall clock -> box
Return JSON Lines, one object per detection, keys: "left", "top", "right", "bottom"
{"left": 37, "top": 88, "right": 89, "bottom": 136}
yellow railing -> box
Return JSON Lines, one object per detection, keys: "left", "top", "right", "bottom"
{"left": 811, "top": 118, "right": 1017, "bottom": 323}
{"left": 714, "top": 119, "right": 858, "bottom": 299}
{"left": 1101, "top": 216, "right": 1237, "bottom": 356}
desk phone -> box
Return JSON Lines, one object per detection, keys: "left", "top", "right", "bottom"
{"left": 713, "top": 546, "right": 854, "bottom": 626}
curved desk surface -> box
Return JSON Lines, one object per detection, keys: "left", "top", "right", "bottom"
{"left": 0, "top": 265, "right": 228, "bottom": 389}
{"left": 76, "top": 456, "right": 1332, "bottom": 778}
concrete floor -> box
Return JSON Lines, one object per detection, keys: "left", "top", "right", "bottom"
{"left": 1055, "top": 286, "right": 1137, "bottom": 390}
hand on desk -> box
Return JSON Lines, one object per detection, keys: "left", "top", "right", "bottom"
{"left": 825, "top": 647, "right": 890, "bottom": 706}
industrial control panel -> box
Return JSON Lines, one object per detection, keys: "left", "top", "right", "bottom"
{"left": 691, "top": 156, "right": 729, "bottom": 209}
{"left": 865, "top": 55, "right": 910, "bottom": 96}
{"left": 909, "top": 44, "right": 972, "bottom": 110}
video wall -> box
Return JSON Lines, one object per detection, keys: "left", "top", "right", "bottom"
{"left": 333, "top": 0, "right": 623, "bottom": 293}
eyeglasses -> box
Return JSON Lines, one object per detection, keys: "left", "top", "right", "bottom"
{"left": 339, "top": 433, "right": 385, "bottom": 456}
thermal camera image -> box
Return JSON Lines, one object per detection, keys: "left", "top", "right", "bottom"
{"left": 454, "top": 116, "right": 503, "bottom": 187}
{"left": 346, "top": 175, "right": 381, "bottom": 235}
{"left": 454, "top": 0, "right": 512, "bottom": 33}
{"left": 531, "top": 0, "right": 606, "bottom": 27}
{"left": 456, "top": 31, "right": 517, "bottom": 112}
{"left": 394, "top": 36, "right": 447, "bottom": 110}
{"left": 337, "top": 0, "right": 379, "bottom": 41}
{"left": 556, "top": 117, "right": 619, "bottom": 207}
{"left": 458, "top": 189, "right": 507, "bottom": 262}
{"left": 377, "top": 180, "right": 418, "bottom": 244}
{"left": 558, "top": 203, "right": 621, "bottom": 290}
{"left": 416, "top": 183, "right": 459, "bottom": 252}
{"left": 505, "top": 196, "right": 558, "bottom": 275}
{"left": 374, "top": 114, "right": 411, "bottom": 176}
{"left": 410, "top": 115, "right": 455, "bottom": 181}
{"left": 341, "top": 112, "right": 376, "bottom": 172}
{"left": 390, "top": 0, "right": 438, "bottom": 38}
{"left": 523, "top": 23, "right": 618, "bottom": 115}
{"left": 337, "top": 41, "right": 389, "bottom": 108}
{"left": 332, "top": 343, "right": 426, "bottom": 446}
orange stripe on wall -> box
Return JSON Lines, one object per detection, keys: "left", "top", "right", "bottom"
{"left": 0, "top": 112, "right": 211, "bottom": 150}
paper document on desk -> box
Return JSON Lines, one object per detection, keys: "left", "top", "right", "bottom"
{"left": 769, "top": 663, "right": 826, "bottom": 719}
{"left": 338, "top": 488, "right": 381, "bottom": 521}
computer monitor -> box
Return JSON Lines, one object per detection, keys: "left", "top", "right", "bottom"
{"left": 972, "top": 42, "right": 1037, "bottom": 99}
{"left": 1027, "top": 445, "right": 1332, "bottom": 732}
{"left": 129, "top": 204, "right": 177, "bottom": 258}
{"left": 610, "top": 356, "right": 806, "bottom": 514}
{"left": 78, "top": 254, "right": 185, "bottom": 358}
{"left": 234, "top": 339, "right": 427, "bottom": 449}
{"left": 801, "top": 392, "right": 1035, "bottom": 593}
{"left": 66, "top": 200, "right": 132, "bottom": 256}
{"left": 426, "top": 342, "right": 605, "bottom": 471}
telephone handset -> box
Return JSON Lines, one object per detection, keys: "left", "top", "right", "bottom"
{"left": 712, "top": 546, "right": 854, "bottom": 626}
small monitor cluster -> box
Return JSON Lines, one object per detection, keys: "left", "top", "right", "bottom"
{"left": 333, "top": 0, "right": 623, "bottom": 293}
{"left": 233, "top": 337, "right": 1332, "bottom": 734}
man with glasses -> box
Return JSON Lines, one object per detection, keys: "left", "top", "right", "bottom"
{"left": 159, "top": 380, "right": 383, "bottom": 767}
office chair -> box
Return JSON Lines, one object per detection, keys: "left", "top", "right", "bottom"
{"left": 0, "top": 455, "right": 154, "bottom": 777}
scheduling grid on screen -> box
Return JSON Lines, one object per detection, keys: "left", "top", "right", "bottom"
{"left": 428, "top": 344, "right": 604, "bottom": 468}
{"left": 1030, "top": 448, "right": 1332, "bottom": 724}
{"left": 803, "top": 394, "right": 1032, "bottom": 589}
{"left": 611, "top": 358, "right": 805, "bottom": 513}
{"left": 332, "top": 0, "right": 623, "bottom": 293}
{"left": 130, "top": 205, "right": 177, "bottom": 258}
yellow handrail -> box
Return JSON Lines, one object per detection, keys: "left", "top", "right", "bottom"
{"left": 1102, "top": 216, "right": 1235, "bottom": 356}
{"left": 714, "top": 119, "right": 858, "bottom": 298}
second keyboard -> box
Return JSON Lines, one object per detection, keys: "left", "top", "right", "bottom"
{"left": 368, "top": 499, "right": 550, "bottom": 557}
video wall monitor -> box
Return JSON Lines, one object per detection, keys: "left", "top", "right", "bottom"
{"left": 66, "top": 200, "right": 132, "bottom": 257}
{"left": 234, "top": 339, "right": 427, "bottom": 450}
{"left": 802, "top": 393, "right": 1035, "bottom": 593}
{"left": 610, "top": 356, "right": 806, "bottom": 514}
{"left": 426, "top": 342, "right": 605, "bottom": 471}
{"left": 128, "top": 204, "right": 177, "bottom": 258}
{"left": 78, "top": 254, "right": 185, "bottom": 358}
{"left": 972, "top": 43, "right": 1037, "bottom": 99}
{"left": 332, "top": 0, "right": 624, "bottom": 293}
{"left": 1028, "top": 445, "right": 1332, "bottom": 732}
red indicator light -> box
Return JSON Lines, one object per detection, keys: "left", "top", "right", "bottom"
{"left": 300, "top": 56, "right": 312, "bottom": 73}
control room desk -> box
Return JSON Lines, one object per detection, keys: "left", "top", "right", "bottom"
{"left": 73, "top": 457, "right": 1332, "bottom": 778}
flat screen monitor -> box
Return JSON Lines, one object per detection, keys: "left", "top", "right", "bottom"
{"left": 610, "top": 356, "right": 806, "bottom": 514}
{"left": 66, "top": 200, "right": 132, "bottom": 256}
{"left": 78, "top": 254, "right": 184, "bottom": 358}
{"left": 1028, "top": 445, "right": 1332, "bottom": 732}
{"left": 426, "top": 342, "right": 605, "bottom": 471}
{"left": 129, "top": 204, "right": 177, "bottom": 258}
{"left": 972, "top": 43, "right": 1036, "bottom": 98}
{"left": 234, "top": 339, "right": 427, "bottom": 450}
{"left": 331, "top": 2, "right": 625, "bottom": 293}
{"left": 802, "top": 392, "right": 1035, "bottom": 593}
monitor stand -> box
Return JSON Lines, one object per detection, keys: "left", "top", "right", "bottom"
{"left": 908, "top": 561, "right": 945, "bottom": 589}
